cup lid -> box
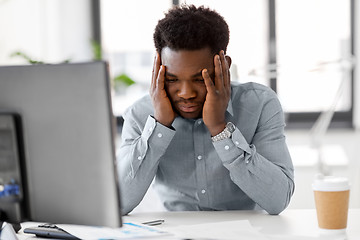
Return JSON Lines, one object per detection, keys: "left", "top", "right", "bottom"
{"left": 312, "top": 175, "right": 350, "bottom": 191}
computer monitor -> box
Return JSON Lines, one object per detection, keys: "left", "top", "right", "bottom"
{"left": 0, "top": 62, "right": 122, "bottom": 227}
{"left": 0, "top": 111, "right": 28, "bottom": 229}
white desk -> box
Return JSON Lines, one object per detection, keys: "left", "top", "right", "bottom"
{"left": 18, "top": 209, "right": 360, "bottom": 239}
{"left": 124, "top": 209, "right": 360, "bottom": 239}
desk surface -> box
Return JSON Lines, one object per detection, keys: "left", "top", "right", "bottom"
{"left": 18, "top": 209, "right": 360, "bottom": 239}
{"left": 124, "top": 209, "right": 360, "bottom": 239}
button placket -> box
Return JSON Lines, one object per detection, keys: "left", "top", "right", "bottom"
{"left": 193, "top": 120, "right": 208, "bottom": 206}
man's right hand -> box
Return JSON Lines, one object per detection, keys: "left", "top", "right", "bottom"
{"left": 150, "top": 52, "right": 176, "bottom": 127}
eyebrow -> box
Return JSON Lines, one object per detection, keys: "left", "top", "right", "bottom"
{"left": 166, "top": 71, "right": 210, "bottom": 78}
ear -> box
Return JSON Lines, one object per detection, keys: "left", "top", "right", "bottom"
{"left": 225, "top": 55, "right": 232, "bottom": 68}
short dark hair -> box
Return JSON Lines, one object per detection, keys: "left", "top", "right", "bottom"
{"left": 153, "top": 4, "right": 230, "bottom": 55}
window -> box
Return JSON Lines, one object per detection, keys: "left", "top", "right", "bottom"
{"left": 100, "top": 0, "right": 172, "bottom": 116}
{"left": 275, "top": 0, "right": 354, "bottom": 128}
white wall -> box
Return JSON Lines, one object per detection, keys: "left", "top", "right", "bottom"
{"left": 0, "top": 0, "right": 93, "bottom": 65}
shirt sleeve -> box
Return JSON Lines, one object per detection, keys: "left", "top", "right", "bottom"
{"left": 213, "top": 93, "right": 294, "bottom": 215}
{"left": 117, "top": 114, "right": 176, "bottom": 215}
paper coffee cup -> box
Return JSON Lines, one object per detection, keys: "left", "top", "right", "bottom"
{"left": 312, "top": 175, "right": 350, "bottom": 232}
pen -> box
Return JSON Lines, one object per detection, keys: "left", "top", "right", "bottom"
{"left": 141, "top": 219, "right": 165, "bottom": 226}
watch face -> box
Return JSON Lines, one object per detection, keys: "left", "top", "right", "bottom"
{"left": 226, "top": 122, "right": 236, "bottom": 133}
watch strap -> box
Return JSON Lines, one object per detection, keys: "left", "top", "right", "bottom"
{"left": 211, "top": 122, "right": 235, "bottom": 142}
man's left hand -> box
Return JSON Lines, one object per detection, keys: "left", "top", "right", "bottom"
{"left": 202, "top": 50, "right": 231, "bottom": 136}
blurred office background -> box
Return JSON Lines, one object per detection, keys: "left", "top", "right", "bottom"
{"left": 1, "top": 0, "right": 359, "bottom": 211}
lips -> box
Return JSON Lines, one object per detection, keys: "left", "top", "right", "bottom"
{"left": 178, "top": 104, "right": 199, "bottom": 113}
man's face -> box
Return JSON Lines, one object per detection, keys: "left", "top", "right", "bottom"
{"left": 161, "top": 47, "right": 215, "bottom": 119}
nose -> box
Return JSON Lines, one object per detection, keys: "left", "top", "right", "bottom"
{"left": 177, "top": 81, "right": 196, "bottom": 99}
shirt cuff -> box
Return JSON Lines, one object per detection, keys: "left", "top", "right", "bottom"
{"left": 212, "top": 128, "right": 250, "bottom": 164}
{"left": 145, "top": 116, "right": 176, "bottom": 153}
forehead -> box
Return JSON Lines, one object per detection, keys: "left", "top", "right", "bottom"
{"left": 161, "top": 47, "right": 214, "bottom": 75}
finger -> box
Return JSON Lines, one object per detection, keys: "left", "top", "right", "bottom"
{"left": 221, "top": 51, "right": 231, "bottom": 91}
{"left": 220, "top": 50, "right": 230, "bottom": 88}
{"left": 150, "top": 55, "right": 156, "bottom": 91}
{"left": 156, "top": 65, "right": 166, "bottom": 92}
{"left": 202, "top": 69, "right": 216, "bottom": 95}
{"left": 214, "top": 54, "right": 224, "bottom": 90}
{"left": 223, "top": 54, "right": 231, "bottom": 94}
{"left": 151, "top": 52, "right": 161, "bottom": 90}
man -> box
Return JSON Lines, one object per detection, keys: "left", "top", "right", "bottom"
{"left": 117, "top": 5, "right": 294, "bottom": 215}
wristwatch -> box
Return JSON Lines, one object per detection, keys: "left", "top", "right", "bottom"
{"left": 211, "top": 122, "right": 236, "bottom": 142}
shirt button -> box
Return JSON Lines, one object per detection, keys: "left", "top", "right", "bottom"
{"left": 157, "top": 133, "right": 163, "bottom": 138}
{"left": 201, "top": 189, "right": 206, "bottom": 194}
{"left": 197, "top": 120, "right": 202, "bottom": 125}
{"left": 197, "top": 155, "right": 202, "bottom": 160}
{"left": 235, "top": 141, "right": 239, "bottom": 145}
{"left": 224, "top": 145, "right": 230, "bottom": 150}
{"left": 148, "top": 127, "right": 153, "bottom": 132}
{"left": 137, "top": 156, "right": 142, "bottom": 160}
{"left": 245, "top": 160, "right": 250, "bottom": 164}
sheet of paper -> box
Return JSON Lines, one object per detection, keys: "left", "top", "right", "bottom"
{"left": 165, "top": 220, "right": 269, "bottom": 240}
{"left": 1, "top": 222, "right": 19, "bottom": 240}
{"left": 58, "top": 222, "right": 172, "bottom": 240}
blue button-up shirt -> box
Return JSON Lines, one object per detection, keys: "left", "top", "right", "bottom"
{"left": 117, "top": 82, "right": 294, "bottom": 215}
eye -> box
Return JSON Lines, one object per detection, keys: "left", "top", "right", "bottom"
{"left": 165, "top": 78, "right": 178, "bottom": 83}
{"left": 195, "top": 78, "right": 204, "bottom": 83}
